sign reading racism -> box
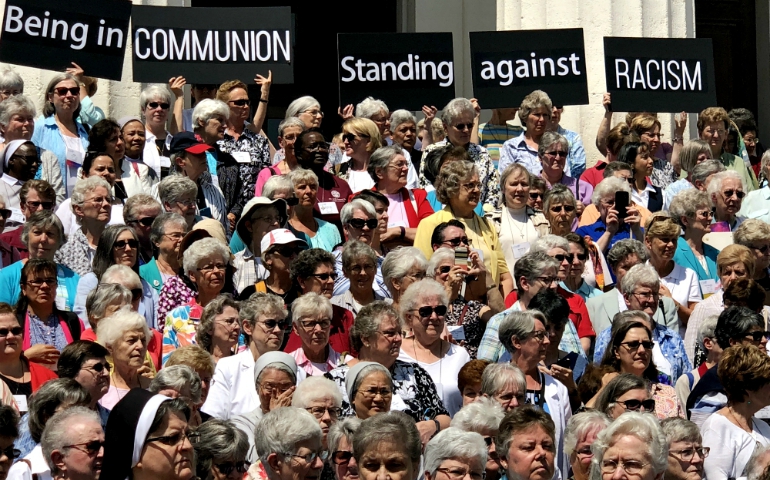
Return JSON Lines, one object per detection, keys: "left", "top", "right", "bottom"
{"left": 337, "top": 32, "right": 455, "bottom": 111}
{"left": 131, "top": 6, "right": 293, "bottom": 84}
{"left": 0, "top": 0, "right": 131, "bottom": 80}
{"left": 604, "top": 37, "right": 717, "bottom": 112}
{"left": 470, "top": 28, "right": 589, "bottom": 108}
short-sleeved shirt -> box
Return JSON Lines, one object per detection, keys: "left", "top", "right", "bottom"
{"left": 314, "top": 171, "right": 353, "bottom": 234}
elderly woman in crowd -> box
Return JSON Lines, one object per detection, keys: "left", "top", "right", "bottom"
{"left": 539, "top": 131, "right": 593, "bottom": 209}
{"left": 232, "top": 197, "right": 288, "bottom": 294}
{"left": 428, "top": 247, "right": 492, "bottom": 358}
{"left": 741, "top": 154, "right": 770, "bottom": 222}
{"left": 289, "top": 293, "right": 340, "bottom": 375}
{"left": 543, "top": 185, "right": 576, "bottom": 236}
{"left": 423, "top": 428, "right": 487, "bottom": 480}
{"left": 31, "top": 74, "right": 89, "bottom": 196}
{"left": 139, "top": 84, "right": 175, "bottom": 177}
{"left": 698, "top": 106, "right": 758, "bottom": 191}
{"left": 590, "top": 373, "right": 655, "bottom": 419}
{"left": 420, "top": 98, "right": 500, "bottom": 208}
{"left": 164, "top": 345, "right": 215, "bottom": 405}
{"left": 663, "top": 139, "right": 713, "bottom": 206}
{"left": 139, "top": 213, "right": 188, "bottom": 295}
{"left": 458, "top": 358, "right": 489, "bottom": 406}
{"left": 629, "top": 114, "right": 680, "bottom": 188}
{"left": 0, "top": 211, "right": 78, "bottom": 312}
{"left": 561, "top": 233, "right": 602, "bottom": 300}
{"left": 255, "top": 117, "right": 305, "bottom": 195}
{"left": 390, "top": 109, "right": 421, "bottom": 169}
{"left": 74, "top": 224, "right": 158, "bottom": 328}
{"left": 480, "top": 363, "right": 527, "bottom": 411}
{"left": 288, "top": 168, "right": 342, "bottom": 250}
{"left": 195, "top": 294, "right": 240, "bottom": 363}
{"left": 156, "top": 174, "right": 198, "bottom": 229}
{"left": 381, "top": 246, "right": 428, "bottom": 312}
{"left": 96, "top": 307, "right": 151, "bottom": 409}
{"left": 353, "top": 411, "right": 422, "bottom": 479}
{"left": 499, "top": 90, "right": 552, "bottom": 175}
{"left": 496, "top": 405, "right": 559, "bottom": 480}
{"left": 57, "top": 340, "right": 112, "bottom": 424}
{"left": 0, "top": 179, "right": 57, "bottom": 262}
{"left": 492, "top": 163, "right": 550, "bottom": 271}
{"left": 451, "top": 398, "right": 506, "bottom": 480}
{"left": 670, "top": 189, "right": 720, "bottom": 291}
{"left": 590, "top": 411, "right": 669, "bottom": 480}
{"left": 292, "top": 376, "right": 343, "bottom": 451}
{"left": 415, "top": 161, "right": 512, "bottom": 296}
{"left": 644, "top": 213, "right": 702, "bottom": 330}
{"left": 118, "top": 116, "right": 159, "bottom": 196}
{"left": 101, "top": 392, "right": 195, "bottom": 480}
{"left": 529, "top": 177, "right": 547, "bottom": 211}
{"left": 54, "top": 176, "right": 113, "bottom": 276}
{"left": 240, "top": 228, "right": 304, "bottom": 308}
{"left": 86, "top": 118, "right": 125, "bottom": 190}
{"left": 734, "top": 219, "right": 770, "bottom": 303}
{"left": 336, "top": 118, "right": 382, "bottom": 193}
{"left": 576, "top": 176, "right": 643, "bottom": 253}
{"left": 194, "top": 419, "right": 250, "bottom": 480}
{"left": 81, "top": 283, "right": 131, "bottom": 344}
{"left": 398, "top": 279, "right": 470, "bottom": 416}
{"left": 708, "top": 170, "right": 747, "bottom": 231}
{"left": 328, "top": 417, "right": 362, "bottom": 480}
{"left": 332, "top": 241, "right": 387, "bottom": 315}
{"left": 148, "top": 364, "right": 203, "bottom": 425}
{"left": 253, "top": 406, "right": 325, "bottom": 480}
{"left": 618, "top": 141, "right": 663, "bottom": 211}
{"left": 122, "top": 194, "right": 163, "bottom": 266}
{"left": 701, "top": 344, "right": 770, "bottom": 480}
{"left": 201, "top": 293, "right": 288, "bottom": 420}
{"left": 344, "top": 361, "right": 394, "bottom": 420}
{"left": 661, "top": 418, "right": 708, "bottom": 480}
{"left": 675, "top": 314, "right": 720, "bottom": 407}
{"left": 162, "top": 237, "right": 231, "bottom": 364}
{"left": 685, "top": 244, "right": 756, "bottom": 362}
{"left": 564, "top": 411, "right": 610, "bottom": 480}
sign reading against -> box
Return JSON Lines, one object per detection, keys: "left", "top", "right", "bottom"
{"left": 470, "top": 29, "right": 588, "bottom": 108}
{"left": 131, "top": 6, "right": 293, "bottom": 84}
{"left": 604, "top": 37, "right": 717, "bottom": 112}
{"left": 337, "top": 32, "right": 455, "bottom": 111}
{"left": 0, "top": 0, "right": 131, "bottom": 80}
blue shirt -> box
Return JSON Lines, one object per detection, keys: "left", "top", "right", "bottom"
{"left": 31, "top": 115, "right": 89, "bottom": 193}
{"left": 559, "top": 280, "right": 602, "bottom": 301}
{"left": 575, "top": 220, "right": 643, "bottom": 253}
{"left": 557, "top": 125, "right": 587, "bottom": 179}
{"left": 499, "top": 133, "right": 540, "bottom": 175}
{"left": 672, "top": 237, "right": 719, "bottom": 294}
{"left": 0, "top": 261, "right": 79, "bottom": 312}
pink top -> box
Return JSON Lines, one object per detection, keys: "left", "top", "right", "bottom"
{"left": 254, "top": 165, "right": 282, "bottom": 196}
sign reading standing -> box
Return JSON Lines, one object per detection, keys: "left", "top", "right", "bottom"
{"left": 604, "top": 37, "right": 717, "bottom": 112}
{"left": 131, "top": 6, "right": 293, "bottom": 84}
{"left": 0, "top": 0, "right": 131, "bottom": 80}
{"left": 470, "top": 29, "right": 588, "bottom": 108}
{"left": 337, "top": 32, "right": 455, "bottom": 111}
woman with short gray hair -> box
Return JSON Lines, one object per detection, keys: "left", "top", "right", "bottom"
{"left": 344, "top": 362, "right": 393, "bottom": 420}
{"left": 423, "top": 428, "right": 487, "bottom": 480}
{"left": 660, "top": 418, "right": 708, "bottom": 480}
{"left": 480, "top": 363, "right": 527, "bottom": 411}
{"left": 254, "top": 407, "right": 325, "bottom": 480}
{"left": 288, "top": 167, "right": 342, "bottom": 251}
{"left": 499, "top": 90, "right": 552, "bottom": 176}
{"left": 255, "top": 117, "right": 306, "bottom": 195}
{"left": 141, "top": 212, "right": 188, "bottom": 295}
{"left": 290, "top": 292, "right": 340, "bottom": 375}
{"left": 85, "top": 282, "right": 132, "bottom": 337}
{"left": 149, "top": 364, "right": 203, "bottom": 407}
{"left": 194, "top": 419, "right": 250, "bottom": 480}
{"left": 538, "top": 131, "right": 593, "bottom": 210}
{"left": 157, "top": 175, "right": 198, "bottom": 228}
{"left": 577, "top": 176, "right": 643, "bottom": 254}
{"left": 196, "top": 294, "right": 240, "bottom": 362}
{"left": 0, "top": 68, "right": 23, "bottom": 99}
{"left": 451, "top": 398, "right": 506, "bottom": 480}
{"left": 390, "top": 109, "right": 421, "bottom": 168}
{"left": 328, "top": 417, "right": 362, "bottom": 480}
{"left": 353, "top": 411, "right": 422, "bottom": 475}
{"left": 381, "top": 246, "right": 428, "bottom": 310}
{"left": 140, "top": 83, "right": 178, "bottom": 178}
{"left": 707, "top": 169, "right": 746, "bottom": 229}
{"left": 292, "top": 376, "right": 343, "bottom": 448}
{"left": 564, "top": 411, "right": 611, "bottom": 480}
{"left": 589, "top": 412, "right": 668, "bottom": 480}
{"left": 670, "top": 188, "right": 720, "bottom": 293}
{"left": 332, "top": 241, "right": 384, "bottom": 315}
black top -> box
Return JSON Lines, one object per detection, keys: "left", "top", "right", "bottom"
{"left": 0, "top": 374, "right": 31, "bottom": 397}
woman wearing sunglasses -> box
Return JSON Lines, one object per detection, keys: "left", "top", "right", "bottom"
{"left": 335, "top": 118, "right": 382, "bottom": 194}
{"left": 31, "top": 73, "right": 89, "bottom": 197}
{"left": 561, "top": 233, "right": 603, "bottom": 301}
{"left": 398, "top": 279, "right": 470, "bottom": 418}
{"left": 592, "top": 373, "right": 656, "bottom": 419}
{"left": 563, "top": 411, "right": 610, "bottom": 480}
{"left": 328, "top": 417, "right": 361, "bottom": 480}
{"left": 140, "top": 84, "right": 178, "bottom": 180}
{"left": 539, "top": 132, "right": 593, "bottom": 217}
{"left": 709, "top": 170, "right": 747, "bottom": 231}
{"left": 194, "top": 419, "right": 250, "bottom": 480}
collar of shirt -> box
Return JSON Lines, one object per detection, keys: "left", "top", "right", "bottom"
{"left": 292, "top": 347, "right": 340, "bottom": 373}
{"left": 616, "top": 288, "right": 627, "bottom": 312}
{"left": 0, "top": 174, "right": 21, "bottom": 186}
{"left": 510, "top": 133, "right": 536, "bottom": 153}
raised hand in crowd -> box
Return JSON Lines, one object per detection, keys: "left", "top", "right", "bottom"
{"left": 338, "top": 104, "right": 354, "bottom": 120}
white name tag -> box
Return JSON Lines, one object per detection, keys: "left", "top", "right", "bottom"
{"left": 13, "top": 394, "right": 27, "bottom": 412}
{"left": 231, "top": 152, "right": 251, "bottom": 164}
{"left": 512, "top": 242, "right": 530, "bottom": 259}
{"left": 318, "top": 202, "right": 339, "bottom": 215}
{"left": 699, "top": 279, "right": 719, "bottom": 298}
{"left": 447, "top": 324, "right": 465, "bottom": 341}
{"left": 7, "top": 208, "right": 24, "bottom": 224}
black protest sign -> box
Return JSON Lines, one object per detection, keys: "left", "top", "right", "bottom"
{"left": 0, "top": 0, "right": 131, "bottom": 80}
{"left": 131, "top": 6, "right": 293, "bottom": 84}
{"left": 470, "top": 29, "right": 588, "bottom": 108}
{"left": 604, "top": 37, "right": 717, "bottom": 113}
{"left": 337, "top": 33, "right": 455, "bottom": 111}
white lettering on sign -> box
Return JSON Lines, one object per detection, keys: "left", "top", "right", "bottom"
{"left": 339, "top": 54, "right": 454, "bottom": 87}
{"left": 4, "top": 6, "right": 92, "bottom": 50}
{"left": 478, "top": 52, "right": 582, "bottom": 86}
{"left": 134, "top": 28, "right": 291, "bottom": 62}
{"left": 614, "top": 59, "right": 701, "bottom": 91}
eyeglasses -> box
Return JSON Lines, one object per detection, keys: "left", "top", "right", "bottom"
{"left": 528, "top": 330, "right": 548, "bottom": 343}
{"left": 302, "top": 109, "right": 324, "bottom": 118}
{"left": 25, "top": 200, "right": 54, "bottom": 210}
{"left": 437, "top": 467, "right": 486, "bottom": 480}
{"left": 198, "top": 263, "right": 227, "bottom": 273}
{"left": 215, "top": 461, "right": 251, "bottom": 475}
{"left": 412, "top": 305, "right": 448, "bottom": 318}
{"left": 162, "top": 232, "right": 186, "bottom": 241}
{"left": 536, "top": 276, "right": 558, "bottom": 286}
{"left": 405, "top": 271, "right": 426, "bottom": 280}
{"left": 453, "top": 123, "right": 474, "bottom": 132}
{"left": 146, "top": 430, "right": 200, "bottom": 446}
{"left": 0, "top": 209, "right": 10, "bottom": 220}
{"left": 722, "top": 189, "right": 745, "bottom": 199}
{"left": 26, "top": 278, "right": 57, "bottom": 287}
{"left": 347, "top": 218, "right": 378, "bottom": 230}
{"left": 704, "top": 128, "right": 726, "bottom": 136}
{"left": 358, "top": 387, "right": 392, "bottom": 399}
{"left": 669, "top": 447, "right": 710, "bottom": 462}
{"left": 744, "top": 331, "right": 770, "bottom": 342}
{"left": 128, "top": 216, "right": 156, "bottom": 227}
{"left": 83, "top": 362, "right": 111, "bottom": 373}
{"left": 461, "top": 182, "right": 481, "bottom": 192}
{"left": 387, "top": 162, "right": 409, "bottom": 170}
{"left": 620, "top": 340, "right": 654, "bottom": 351}
{"left": 544, "top": 150, "right": 568, "bottom": 158}
{"left": 576, "top": 446, "right": 593, "bottom": 458}
{"left": 342, "top": 133, "right": 370, "bottom": 143}
{"left": 305, "top": 406, "right": 343, "bottom": 419}
{"left": 438, "top": 265, "right": 452, "bottom": 274}
{"left": 131, "top": 288, "right": 143, "bottom": 303}
{"left": 258, "top": 382, "right": 294, "bottom": 394}
{"left": 147, "top": 102, "right": 170, "bottom": 110}
{"left": 282, "top": 451, "right": 328, "bottom": 464}
{"left": 601, "top": 460, "right": 650, "bottom": 475}
{"left": 64, "top": 440, "right": 104, "bottom": 456}
{"left": 0, "top": 327, "right": 22, "bottom": 338}
{"left": 565, "top": 253, "right": 588, "bottom": 262}
{"left": 270, "top": 246, "right": 298, "bottom": 258}
{"left": 11, "top": 154, "right": 40, "bottom": 165}
{"left": 375, "top": 329, "right": 402, "bottom": 340}
{"left": 349, "top": 264, "right": 376, "bottom": 275}
{"left": 114, "top": 239, "right": 139, "bottom": 250}
{"left": 549, "top": 205, "right": 575, "bottom": 213}
{"left": 442, "top": 236, "right": 470, "bottom": 247}
{"left": 53, "top": 87, "right": 80, "bottom": 97}
{"left": 256, "top": 318, "right": 292, "bottom": 331}
{"left": 252, "top": 215, "right": 285, "bottom": 225}
{"left": 284, "top": 197, "right": 300, "bottom": 206}
{"left": 309, "top": 272, "right": 338, "bottom": 281}
{"left": 175, "top": 199, "right": 196, "bottom": 208}
{"left": 86, "top": 195, "right": 114, "bottom": 206}
{"left": 332, "top": 451, "right": 354, "bottom": 465}
{"left": 695, "top": 210, "right": 713, "bottom": 219}
{"left": 616, "top": 398, "right": 656, "bottom": 412}
{"left": 229, "top": 99, "right": 250, "bottom": 107}
{"left": 529, "top": 192, "right": 543, "bottom": 200}
{"left": 305, "top": 142, "right": 330, "bottom": 152}
{"left": 0, "top": 446, "right": 20, "bottom": 460}
{"left": 300, "top": 318, "right": 332, "bottom": 330}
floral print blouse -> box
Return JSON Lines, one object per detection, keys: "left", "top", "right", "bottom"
{"left": 218, "top": 129, "right": 271, "bottom": 213}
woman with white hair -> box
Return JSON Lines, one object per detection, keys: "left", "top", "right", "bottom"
{"left": 354, "top": 411, "right": 423, "bottom": 480}
{"left": 451, "top": 397, "right": 506, "bottom": 480}
{"left": 252, "top": 407, "right": 325, "bottom": 480}
{"left": 0, "top": 68, "right": 22, "bottom": 101}
{"left": 670, "top": 189, "right": 721, "bottom": 291}
{"left": 419, "top": 98, "right": 500, "bottom": 210}
{"left": 398, "top": 279, "right": 471, "bottom": 416}
{"left": 708, "top": 170, "right": 746, "bottom": 230}
{"left": 538, "top": 131, "right": 593, "bottom": 208}
{"left": 288, "top": 168, "right": 341, "bottom": 250}
{"left": 54, "top": 176, "right": 113, "bottom": 276}
{"left": 331, "top": 241, "right": 387, "bottom": 315}
{"left": 423, "top": 428, "right": 487, "bottom": 480}
{"left": 661, "top": 417, "right": 708, "bottom": 480}
{"left": 149, "top": 364, "right": 203, "bottom": 410}
{"left": 381, "top": 246, "right": 428, "bottom": 312}
{"left": 576, "top": 176, "right": 643, "bottom": 253}
{"left": 499, "top": 90, "right": 552, "bottom": 176}
{"left": 139, "top": 84, "right": 177, "bottom": 178}
{"left": 277, "top": 95, "right": 342, "bottom": 167}
{"left": 194, "top": 419, "right": 250, "bottom": 480}
{"left": 662, "top": 139, "right": 713, "bottom": 207}
{"left": 289, "top": 292, "right": 340, "bottom": 375}
{"left": 390, "top": 109, "right": 421, "bottom": 169}
{"left": 480, "top": 363, "right": 527, "bottom": 411}
{"left": 564, "top": 411, "right": 611, "bottom": 480}
{"left": 590, "top": 412, "right": 668, "bottom": 480}
{"left": 292, "top": 376, "right": 343, "bottom": 448}
{"left": 96, "top": 306, "right": 152, "bottom": 409}
{"left": 255, "top": 117, "right": 305, "bottom": 195}
{"left": 118, "top": 116, "right": 159, "bottom": 197}
{"left": 162, "top": 237, "right": 231, "bottom": 365}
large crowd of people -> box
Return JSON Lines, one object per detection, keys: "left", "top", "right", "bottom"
{"left": 0, "top": 65, "right": 765, "bottom": 480}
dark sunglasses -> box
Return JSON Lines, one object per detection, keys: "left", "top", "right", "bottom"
{"left": 271, "top": 246, "right": 298, "bottom": 257}
{"left": 414, "top": 305, "right": 448, "bottom": 318}
{"left": 438, "top": 265, "right": 452, "bottom": 274}
{"left": 147, "top": 101, "right": 170, "bottom": 110}
{"left": 12, "top": 154, "right": 39, "bottom": 164}
{"left": 54, "top": 87, "right": 79, "bottom": 97}
{"left": 621, "top": 340, "right": 654, "bottom": 350}
{"left": 0, "top": 209, "right": 11, "bottom": 220}
{"left": 25, "top": 200, "right": 54, "bottom": 210}
{"left": 444, "top": 236, "right": 470, "bottom": 247}
{"left": 617, "top": 399, "right": 656, "bottom": 412}
{"left": 745, "top": 331, "right": 770, "bottom": 342}
{"left": 0, "top": 446, "right": 20, "bottom": 460}
{"left": 722, "top": 189, "right": 745, "bottom": 199}
{"left": 342, "top": 133, "right": 368, "bottom": 143}
{"left": 114, "top": 239, "right": 139, "bottom": 249}
{"left": 260, "top": 318, "right": 292, "bottom": 330}
{"left": 453, "top": 123, "right": 474, "bottom": 131}
{"left": 285, "top": 197, "right": 299, "bottom": 206}
{"left": 549, "top": 205, "right": 575, "bottom": 213}
{"left": 529, "top": 192, "right": 543, "bottom": 200}
{"left": 544, "top": 150, "right": 568, "bottom": 158}
{"left": 563, "top": 253, "right": 588, "bottom": 262}
{"left": 85, "top": 362, "right": 111, "bottom": 373}
{"left": 216, "top": 461, "right": 250, "bottom": 475}
{"left": 0, "top": 326, "right": 22, "bottom": 337}
{"left": 131, "top": 288, "right": 143, "bottom": 302}
{"left": 347, "top": 218, "right": 378, "bottom": 230}
{"left": 309, "top": 272, "right": 338, "bottom": 281}
{"left": 229, "top": 99, "right": 250, "bottom": 107}
{"left": 129, "top": 216, "right": 156, "bottom": 227}
{"left": 332, "top": 451, "right": 354, "bottom": 465}
{"left": 64, "top": 440, "right": 104, "bottom": 456}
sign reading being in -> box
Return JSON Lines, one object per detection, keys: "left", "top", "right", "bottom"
{"left": 0, "top": 0, "right": 131, "bottom": 80}
{"left": 337, "top": 32, "right": 455, "bottom": 111}
{"left": 131, "top": 6, "right": 293, "bottom": 84}
{"left": 470, "top": 29, "right": 588, "bottom": 108}
{"left": 604, "top": 37, "right": 717, "bottom": 113}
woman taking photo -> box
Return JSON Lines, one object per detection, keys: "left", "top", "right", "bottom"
{"left": 288, "top": 168, "right": 341, "bottom": 251}
{"left": 576, "top": 177, "right": 643, "bottom": 254}
{"left": 195, "top": 294, "right": 240, "bottom": 363}
{"left": 619, "top": 141, "right": 663, "bottom": 212}
{"left": 670, "top": 189, "right": 720, "bottom": 292}
{"left": 538, "top": 131, "right": 593, "bottom": 210}
{"left": 336, "top": 118, "right": 383, "bottom": 193}
{"left": 499, "top": 90, "right": 552, "bottom": 176}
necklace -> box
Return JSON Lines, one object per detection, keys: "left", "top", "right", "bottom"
{"left": 506, "top": 207, "right": 530, "bottom": 240}
{"left": 727, "top": 406, "right": 754, "bottom": 433}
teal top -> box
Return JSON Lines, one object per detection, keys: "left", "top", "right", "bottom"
{"left": 673, "top": 237, "right": 720, "bottom": 295}
{"left": 0, "top": 261, "right": 80, "bottom": 312}
{"left": 140, "top": 258, "right": 164, "bottom": 295}
{"left": 229, "top": 231, "right": 247, "bottom": 255}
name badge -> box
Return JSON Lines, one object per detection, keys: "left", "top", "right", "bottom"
{"left": 447, "top": 324, "right": 465, "bottom": 341}
{"left": 318, "top": 202, "right": 339, "bottom": 215}
{"left": 13, "top": 395, "right": 27, "bottom": 412}
{"left": 231, "top": 152, "right": 252, "bottom": 164}
{"left": 699, "top": 279, "right": 719, "bottom": 299}
{"left": 512, "top": 242, "right": 530, "bottom": 259}
{"left": 7, "top": 208, "right": 24, "bottom": 224}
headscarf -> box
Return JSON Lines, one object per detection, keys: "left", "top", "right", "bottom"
{"left": 2, "top": 139, "right": 29, "bottom": 169}
{"left": 254, "top": 351, "right": 298, "bottom": 385}
{"left": 345, "top": 361, "right": 391, "bottom": 400}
